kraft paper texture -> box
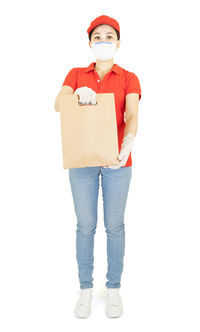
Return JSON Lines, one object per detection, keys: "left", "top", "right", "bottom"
{"left": 59, "top": 93, "right": 120, "bottom": 169}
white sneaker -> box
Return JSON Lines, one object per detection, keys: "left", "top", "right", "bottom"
{"left": 74, "top": 288, "right": 93, "bottom": 318}
{"left": 106, "top": 288, "right": 123, "bottom": 318}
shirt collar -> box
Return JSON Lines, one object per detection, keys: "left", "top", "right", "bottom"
{"left": 83, "top": 62, "right": 123, "bottom": 76}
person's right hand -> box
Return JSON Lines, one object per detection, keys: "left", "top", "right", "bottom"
{"left": 74, "top": 86, "right": 97, "bottom": 105}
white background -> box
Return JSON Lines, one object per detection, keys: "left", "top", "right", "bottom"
{"left": 0, "top": 0, "right": 200, "bottom": 331}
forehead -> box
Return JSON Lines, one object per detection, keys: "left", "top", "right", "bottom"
{"left": 92, "top": 24, "right": 116, "bottom": 34}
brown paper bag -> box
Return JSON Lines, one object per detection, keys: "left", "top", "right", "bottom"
{"left": 59, "top": 93, "right": 120, "bottom": 169}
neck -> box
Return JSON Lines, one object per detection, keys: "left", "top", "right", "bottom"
{"left": 94, "top": 58, "right": 114, "bottom": 72}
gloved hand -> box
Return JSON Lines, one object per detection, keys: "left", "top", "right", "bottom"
{"left": 74, "top": 86, "right": 97, "bottom": 105}
{"left": 103, "top": 133, "right": 135, "bottom": 169}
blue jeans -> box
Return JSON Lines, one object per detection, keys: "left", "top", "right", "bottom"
{"left": 68, "top": 166, "right": 132, "bottom": 289}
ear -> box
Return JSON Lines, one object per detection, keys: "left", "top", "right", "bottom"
{"left": 116, "top": 40, "right": 121, "bottom": 49}
{"left": 89, "top": 41, "right": 91, "bottom": 48}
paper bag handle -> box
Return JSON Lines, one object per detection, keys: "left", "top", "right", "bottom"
{"left": 72, "top": 94, "right": 103, "bottom": 110}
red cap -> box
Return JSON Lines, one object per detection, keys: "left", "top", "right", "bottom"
{"left": 87, "top": 15, "right": 120, "bottom": 37}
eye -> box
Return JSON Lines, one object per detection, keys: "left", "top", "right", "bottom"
{"left": 94, "top": 36, "right": 100, "bottom": 40}
{"left": 107, "top": 35, "right": 113, "bottom": 39}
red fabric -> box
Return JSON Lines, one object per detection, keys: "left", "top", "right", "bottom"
{"left": 87, "top": 15, "right": 120, "bottom": 36}
{"left": 62, "top": 62, "right": 141, "bottom": 167}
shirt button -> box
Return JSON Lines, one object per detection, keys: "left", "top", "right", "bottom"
{"left": 97, "top": 79, "right": 100, "bottom": 82}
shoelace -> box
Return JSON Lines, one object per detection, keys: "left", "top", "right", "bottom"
{"left": 108, "top": 289, "right": 121, "bottom": 307}
{"left": 78, "top": 291, "right": 92, "bottom": 308}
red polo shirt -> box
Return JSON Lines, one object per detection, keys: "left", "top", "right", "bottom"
{"left": 62, "top": 62, "right": 141, "bottom": 167}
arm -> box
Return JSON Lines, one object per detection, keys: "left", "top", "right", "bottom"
{"left": 105, "top": 92, "right": 140, "bottom": 169}
{"left": 124, "top": 92, "right": 139, "bottom": 137}
{"left": 54, "top": 85, "right": 74, "bottom": 112}
{"left": 105, "top": 71, "right": 141, "bottom": 169}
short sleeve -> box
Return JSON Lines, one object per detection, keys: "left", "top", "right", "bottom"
{"left": 125, "top": 71, "right": 141, "bottom": 100}
{"left": 62, "top": 67, "right": 78, "bottom": 91}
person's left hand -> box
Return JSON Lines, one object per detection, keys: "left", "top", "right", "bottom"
{"left": 103, "top": 133, "right": 135, "bottom": 169}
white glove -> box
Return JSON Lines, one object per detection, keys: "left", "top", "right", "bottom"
{"left": 103, "top": 133, "right": 135, "bottom": 169}
{"left": 74, "top": 86, "right": 97, "bottom": 105}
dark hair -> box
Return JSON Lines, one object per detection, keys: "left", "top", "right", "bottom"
{"left": 89, "top": 25, "right": 120, "bottom": 41}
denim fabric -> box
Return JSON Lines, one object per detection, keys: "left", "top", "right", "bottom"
{"left": 68, "top": 166, "right": 132, "bottom": 289}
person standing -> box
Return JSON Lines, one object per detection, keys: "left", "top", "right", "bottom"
{"left": 55, "top": 15, "right": 142, "bottom": 318}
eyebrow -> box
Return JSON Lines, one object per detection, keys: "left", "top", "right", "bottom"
{"left": 93, "top": 32, "right": 114, "bottom": 35}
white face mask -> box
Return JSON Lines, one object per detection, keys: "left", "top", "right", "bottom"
{"left": 91, "top": 41, "right": 117, "bottom": 61}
